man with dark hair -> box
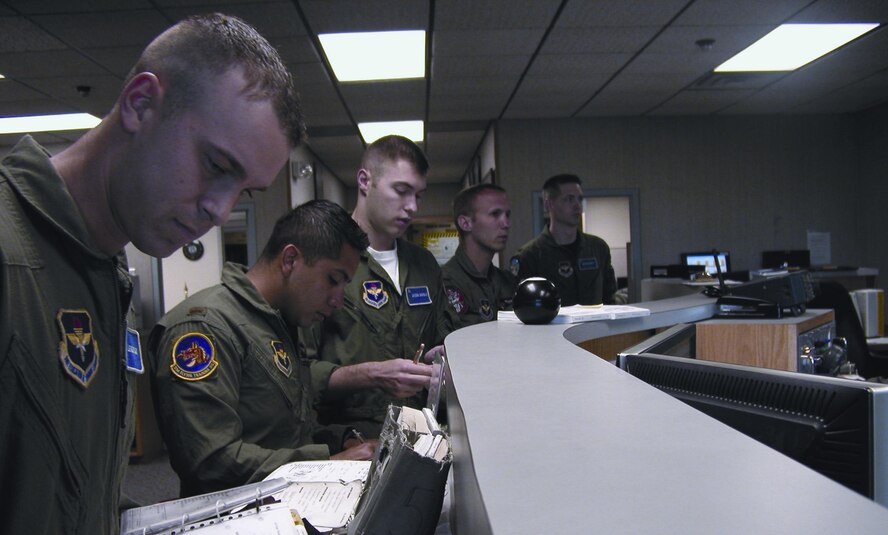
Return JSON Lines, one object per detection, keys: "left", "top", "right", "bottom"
{"left": 307, "top": 135, "right": 455, "bottom": 438}
{"left": 511, "top": 174, "right": 617, "bottom": 306}
{"left": 148, "top": 201, "right": 377, "bottom": 497}
{"left": 0, "top": 13, "right": 303, "bottom": 533}
{"left": 443, "top": 183, "right": 516, "bottom": 328}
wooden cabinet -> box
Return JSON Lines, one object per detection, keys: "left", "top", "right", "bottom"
{"left": 695, "top": 309, "right": 835, "bottom": 372}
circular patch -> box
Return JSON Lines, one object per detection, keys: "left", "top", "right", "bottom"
{"left": 170, "top": 332, "right": 219, "bottom": 381}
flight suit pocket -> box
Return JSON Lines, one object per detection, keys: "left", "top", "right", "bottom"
{"left": 0, "top": 334, "right": 87, "bottom": 534}
{"left": 249, "top": 341, "right": 312, "bottom": 425}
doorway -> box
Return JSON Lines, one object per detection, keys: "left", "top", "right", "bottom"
{"left": 222, "top": 202, "right": 257, "bottom": 266}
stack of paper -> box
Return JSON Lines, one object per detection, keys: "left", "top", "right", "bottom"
{"left": 498, "top": 304, "right": 650, "bottom": 324}
{"left": 264, "top": 460, "right": 371, "bottom": 532}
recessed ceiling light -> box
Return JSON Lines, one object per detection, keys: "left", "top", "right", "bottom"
{"left": 0, "top": 113, "right": 101, "bottom": 134}
{"left": 358, "top": 120, "right": 424, "bottom": 144}
{"left": 319, "top": 30, "right": 425, "bottom": 82}
{"left": 715, "top": 23, "right": 879, "bottom": 72}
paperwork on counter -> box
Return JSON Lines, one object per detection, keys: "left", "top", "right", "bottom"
{"left": 264, "top": 460, "right": 371, "bottom": 532}
{"left": 120, "top": 478, "right": 292, "bottom": 535}
{"left": 498, "top": 304, "right": 650, "bottom": 324}
{"left": 120, "top": 460, "right": 371, "bottom": 535}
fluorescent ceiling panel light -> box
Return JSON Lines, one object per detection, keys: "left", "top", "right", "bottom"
{"left": 0, "top": 112, "right": 101, "bottom": 134}
{"left": 715, "top": 23, "right": 879, "bottom": 72}
{"left": 319, "top": 30, "right": 425, "bottom": 82}
{"left": 358, "top": 120, "right": 424, "bottom": 144}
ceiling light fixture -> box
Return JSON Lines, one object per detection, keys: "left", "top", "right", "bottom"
{"left": 715, "top": 23, "right": 879, "bottom": 72}
{"left": 0, "top": 112, "right": 101, "bottom": 134}
{"left": 319, "top": 30, "right": 425, "bottom": 82}
{"left": 358, "top": 120, "right": 424, "bottom": 144}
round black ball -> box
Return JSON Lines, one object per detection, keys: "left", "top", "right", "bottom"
{"left": 512, "top": 277, "right": 561, "bottom": 325}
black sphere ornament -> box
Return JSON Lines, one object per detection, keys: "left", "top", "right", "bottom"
{"left": 512, "top": 277, "right": 561, "bottom": 325}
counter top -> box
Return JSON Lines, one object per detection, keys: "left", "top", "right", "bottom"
{"left": 443, "top": 293, "right": 888, "bottom": 534}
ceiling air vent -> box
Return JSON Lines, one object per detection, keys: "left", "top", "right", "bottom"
{"left": 691, "top": 72, "right": 784, "bottom": 90}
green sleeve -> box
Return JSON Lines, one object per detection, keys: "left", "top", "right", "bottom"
{"left": 148, "top": 320, "right": 329, "bottom": 495}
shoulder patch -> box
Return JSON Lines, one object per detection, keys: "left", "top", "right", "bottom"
{"left": 446, "top": 286, "right": 468, "bottom": 315}
{"left": 170, "top": 332, "right": 219, "bottom": 381}
{"left": 57, "top": 309, "right": 100, "bottom": 388}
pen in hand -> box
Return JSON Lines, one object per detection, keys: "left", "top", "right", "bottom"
{"left": 349, "top": 428, "right": 365, "bottom": 444}
{"left": 412, "top": 343, "right": 425, "bottom": 364}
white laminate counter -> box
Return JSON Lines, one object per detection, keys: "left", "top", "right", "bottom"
{"left": 443, "top": 293, "right": 888, "bottom": 534}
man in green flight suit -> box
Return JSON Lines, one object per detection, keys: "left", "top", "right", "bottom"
{"left": 148, "top": 201, "right": 378, "bottom": 496}
{"left": 443, "top": 183, "right": 517, "bottom": 328}
{"left": 307, "top": 135, "right": 456, "bottom": 438}
{"left": 511, "top": 174, "right": 617, "bottom": 306}
{"left": 0, "top": 14, "right": 302, "bottom": 535}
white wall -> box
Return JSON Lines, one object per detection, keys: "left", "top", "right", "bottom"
{"left": 160, "top": 226, "right": 223, "bottom": 313}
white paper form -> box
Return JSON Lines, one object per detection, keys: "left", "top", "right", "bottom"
{"left": 263, "top": 460, "right": 371, "bottom": 532}
{"left": 498, "top": 304, "right": 650, "bottom": 324}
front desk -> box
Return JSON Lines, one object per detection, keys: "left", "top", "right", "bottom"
{"left": 443, "top": 294, "right": 888, "bottom": 534}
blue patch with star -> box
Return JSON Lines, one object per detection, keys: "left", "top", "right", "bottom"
{"left": 170, "top": 332, "right": 219, "bottom": 381}
{"left": 406, "top": 286, "right": 432, "bottom": 306}
{"left": 363, "top": 280, "right": 389, "bottom": 309}
{"left": 57, "top": 309, "right": 100, "bottom": 388}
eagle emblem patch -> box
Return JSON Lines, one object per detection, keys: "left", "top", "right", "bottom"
{"left": 480, "top": 299, "right": 493, "bottom": 320}
{"left": 558, "top": 260, "right": 574, "bottom": 278}
{"left": 57, "top": 309, "right": 99, "bottom": 388}
{"left": 362, "top": 280, "right": 389, "bottom": 309}
{"left": 170, "top": 332, "right": 219, "bottom": 381}
{"left": 270, "top": 340, "right": 292, "bottom": 377}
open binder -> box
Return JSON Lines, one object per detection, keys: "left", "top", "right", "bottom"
{"left": 347, "top": 405, "right": 452, "bottom": 535}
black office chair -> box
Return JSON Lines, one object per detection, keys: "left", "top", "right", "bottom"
{"left": 806, "top": 280, "right": 888, "bottom": 380}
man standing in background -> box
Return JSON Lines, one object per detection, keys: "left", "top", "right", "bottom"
{"left": 307, "top": 135, "right": 455, "bottom": 438}
{"left": 443, "top": 183, "right": 516, "bottom": 328}
{"left": 0, "top": 13, "right": 303, "bottom": 534}
{"left": 511, "top": 174, "right": 617, "bottom": 306}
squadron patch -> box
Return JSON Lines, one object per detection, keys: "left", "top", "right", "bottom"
{"left": 558, "top": 260, "right": 574, "bottom": 278}
{"left": 57, "top": 309, "right": 99, "bottom": 388}
{"left": 480, "top": 299, "right": 494, "bottom": 321}
{"left": 362, "top": 280, "right": 389, "bottom": 309}
{"left": 170, "top": 332, "right": 219, "bottom": 381}
{"left": 270, "top": 340, "right": 292, "bottom": 377}
{"left": 446, "top": 287, "right": 467, "bottom": 315}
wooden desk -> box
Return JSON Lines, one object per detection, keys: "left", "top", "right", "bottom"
{"left": 695, "top": 309, "right": 835, "bottom": 372}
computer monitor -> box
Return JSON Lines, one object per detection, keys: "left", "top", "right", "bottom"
{"left": 616, "top": 353, "right": 888, "bottom": 506}
{"left": 681, "top": 251, "right": 730, "bottom": 275}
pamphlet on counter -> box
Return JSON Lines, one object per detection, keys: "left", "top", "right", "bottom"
{"left": 498, "top": 304, "right": 650, "bottom": 324}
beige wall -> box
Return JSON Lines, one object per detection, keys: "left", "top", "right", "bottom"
{"left": 495, "top": 115, "right": 866, "bottom": 281}
{"left": 859, "top": 103, "right": 888, "bottom": 293}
